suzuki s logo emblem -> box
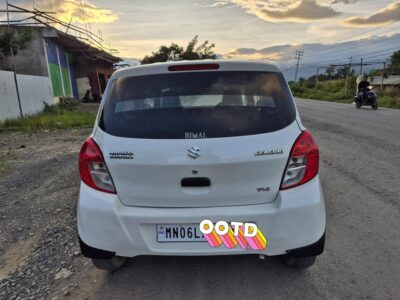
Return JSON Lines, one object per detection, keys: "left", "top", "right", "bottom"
{"left": 188, "top": 146, "right": 201, "bottom": 159}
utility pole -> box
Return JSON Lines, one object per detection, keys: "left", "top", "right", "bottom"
{"left": 359, "top": 58, "right": 363, "bottom": 76}
{"left": 344, "top": 56, "right": 352, "bottom": 97}
{"left": 6, "top": 0, "right": 23, "bottom": 118}
{"left": 65, "top": 16, "right": 73, "bottom": 34}
{"left": 294, "top": 50, "right": 304, "bottom": 83}
{"left": 315, "top": 66, "right": 325, "bottom": 90}
{"left": 381, "top": 61, "right": 386, "bottom": 95}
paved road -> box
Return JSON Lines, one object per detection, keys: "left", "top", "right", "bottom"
{"left": 1, "top": 99, "right": 399, "bottom": 299}
{"left": 97, "top": 99, "right": 400, "bottom": 299}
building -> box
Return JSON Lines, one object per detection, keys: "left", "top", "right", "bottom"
{"left": 356, "top": 75, "right": 400, "bottom": 94}
{"left": 1, "top": 25, "right": 121, "bottom": 101}
{"left": 369, "top": 76, "right": 400, "bottom": 94}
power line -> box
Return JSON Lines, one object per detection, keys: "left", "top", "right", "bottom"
{"left": 1, "top": 3, "right": 118, "bottom": 54}
{"left": 282, "top": 63, "right": 297, "bottom": 72}
{"left": 355, "top": 46, "right": 399, "bottom": 59}
{"left": 301, "top": 23, "right": 400, "bottom": 60}
{"left": 363, "top": 51, "right": 395, "bottom": 60}
{"left": 344, "top": 56, "right": 352, "bottom": 96}
{"left": 334, "top": 24, "right": 389, "bottom": 44}
{"left": 299, "top": 45, "right": 398, "bottom": 68}
{"left": 303, "top": 30, "right": 400, "bottom": 58}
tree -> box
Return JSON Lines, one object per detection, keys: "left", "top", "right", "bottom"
{"left": 388, "top": 50, "right": 400, "bottom": 75}
{"left": 0, "top": 27, "right": 32, "bottom": 70}
{"left": 141, "top": 35, "right": 216, "bottom": 64}
{"left": 325, "top": 66, "right": 335, "bottom": 80}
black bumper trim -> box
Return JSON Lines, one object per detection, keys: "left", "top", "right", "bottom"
{"left": 286, "top": 232, "right": 325, "bottom": 257}
{"left": 79, "top": 237, "right": 115, "bottom": 259}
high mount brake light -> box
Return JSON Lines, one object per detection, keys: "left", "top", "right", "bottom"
{"left": 280, "top": 131, "right": 319, "bottom": 190}
{"left": 168, "top": 64, "right": 220, "bottom": 72}
{"left": 79, "top": 138, "right": 116, "bottom": 194}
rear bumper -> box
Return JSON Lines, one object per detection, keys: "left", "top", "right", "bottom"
{"left": 77, "top": 176, "right": 325, "bottom": 257}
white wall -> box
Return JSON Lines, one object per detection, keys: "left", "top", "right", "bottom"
{"left": 0, "top": 70, "right": 54, "bottom": 122}
{"left": 0, "top": 71, "right": 20, "bottom": 122}
{"left": 76, "top": 77, "right": 90, "bottom": 100}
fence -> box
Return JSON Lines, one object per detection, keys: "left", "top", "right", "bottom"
{"left": 0, "top": 70, "right": 54, "bottom": 122}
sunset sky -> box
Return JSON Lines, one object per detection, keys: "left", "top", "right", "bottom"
{"left": 1, "top": 0, "right": 400, "bottom": 60}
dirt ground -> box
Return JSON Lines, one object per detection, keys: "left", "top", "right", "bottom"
{"left": 0, "top": 127, "right": 109, "bottom": 300}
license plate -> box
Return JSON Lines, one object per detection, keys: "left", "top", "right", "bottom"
{"left": 157, "top": 224, "right": 206, "bottom": 242}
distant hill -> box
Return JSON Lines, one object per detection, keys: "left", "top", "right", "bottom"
{"left": 223, "top": 34, "right": 400, "bottom": 81}
{"left": 115, "top": 59, "right": 141, "bottom": 68}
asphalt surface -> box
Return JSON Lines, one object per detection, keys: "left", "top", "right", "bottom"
{"left": 96, "top": 99, "right": 400, "bottom": 299}
{"left": 0, "top": 99, "right": 399, "bottom": 299}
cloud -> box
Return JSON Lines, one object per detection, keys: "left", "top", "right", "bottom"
{"left": 225, "top": 50, "right": 283, "bottom": 61}
{"left": 261, "top": 0, "right": 341, "bottom": 22}
{"left": 331, "top": 0, "right": 358, "bottom": 4}
{"left": 343, "top": 1, "right": 400, "bottom": 26}
{"left": 37, "top": 0, "right": 118, "bottom": 24}
{"left": 199, "top": 1, "right": 231, "bottom": 8}
{"left": 222, "top": 33, "right": 400, "bottom": 66}
{"left": 212, "top": 0, "right": 341, "bottom": 23}
{"left": 223, "top": 45, "right": 295, "bottom": 61}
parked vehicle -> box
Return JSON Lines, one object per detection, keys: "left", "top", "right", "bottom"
{"left": 355, "top": 86, "right": 378, "bottom": 110}
{"left": 77, "top": 60, "right": 326, "bottom": 271}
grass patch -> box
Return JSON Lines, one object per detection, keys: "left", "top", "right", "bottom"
{"left": 290, "top": 79, "right": 400, "bottom": 109}
{"left": 379, "top": 95, "right": 400, "bottom": 109}
{"left": 0, "top": 151, "right": 15, "bottom": 177}
{"left": 290, "top": 79, "right": 356, "bottom": 103}
{"left": 0, "top": 160, "right": 7, "bottom": 177}
{"left": 0, "top": 102, "right": 96, "bottom": 133}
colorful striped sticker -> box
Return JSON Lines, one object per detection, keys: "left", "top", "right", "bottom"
{"left": 245, "top": 226, "right": 267, "bottom": 250}
{"left": 219, "top": 227, "right": 238, "bottom": 249}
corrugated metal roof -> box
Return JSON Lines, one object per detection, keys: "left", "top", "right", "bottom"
{"left": 357, "top": 75, "right": 400, "bottom": 86}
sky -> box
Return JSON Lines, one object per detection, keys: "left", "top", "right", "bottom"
{"left": 1, "top": 0, "right": 400, "bottom": 61}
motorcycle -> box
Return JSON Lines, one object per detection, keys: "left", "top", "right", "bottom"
{"left": 354, "top": 86, "right": 378, "bottom": 110}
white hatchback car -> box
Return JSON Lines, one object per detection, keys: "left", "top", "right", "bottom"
{"left": 78, "top": 60, "right": 325, "bottom": 270}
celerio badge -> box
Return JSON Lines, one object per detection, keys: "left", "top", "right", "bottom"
{"left": 254, "top": 149, "right": 284, "bottom": 157}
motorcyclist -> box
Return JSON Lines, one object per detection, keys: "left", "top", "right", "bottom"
{"left": 358, "top": 75, "right": 370, "bottom": 104}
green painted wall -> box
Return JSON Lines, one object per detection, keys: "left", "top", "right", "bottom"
{"left": 48, "top": 63, "right": 64, "bottom": 97}
{"left": 62, "top": 67, "right": 72, "bottom": 96}
{"left": 46, "top": 40, "right": 74, "bottom": 97}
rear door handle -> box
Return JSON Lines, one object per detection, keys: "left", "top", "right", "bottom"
{"left": 181, "top": 177, "right": 211, "bottom": 187}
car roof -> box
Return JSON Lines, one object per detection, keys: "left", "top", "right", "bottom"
{"left": 111, "top": 60, "right": 282, "bottom": 80}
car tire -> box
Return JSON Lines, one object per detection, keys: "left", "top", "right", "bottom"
{"left": 282, "top": 255, "right": 316, "bottom": 269}
{"left": 91, "top": 256, "right": 127, "bottom": 271}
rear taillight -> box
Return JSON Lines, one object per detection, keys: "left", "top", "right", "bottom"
{"left": 79, "top": 138, "right": 116, "bottom": 194}
{"left": 280, "top": 131, "right": 319, "bottom": 190}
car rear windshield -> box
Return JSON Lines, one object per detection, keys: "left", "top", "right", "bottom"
{"left": 100, "top": 71, "right": 296, "bottom": 139}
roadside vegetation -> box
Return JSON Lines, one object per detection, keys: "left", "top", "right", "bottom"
{"left": 0, "top": 98, "right": 96, "bottom": 133}
{"left": 290, "top": 78, "right": 400, "bottom": 109}
{"left": 290, "top": 50, "right": 400, "bottom": 109}
{"left": 290, "top": 78, "right": 357, "bottom": 103}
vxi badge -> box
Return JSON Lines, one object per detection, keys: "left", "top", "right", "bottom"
{"left": 109, "top": 151, "right": 134, "bottom": 159}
